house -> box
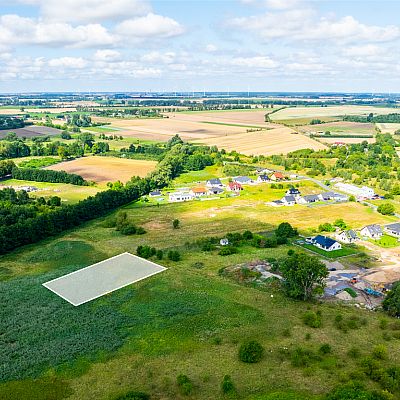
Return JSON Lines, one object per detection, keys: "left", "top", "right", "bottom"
{"left": 206, "top": 178, "right": 223, "bottom": 188}
{"left": 233, "top": 176, "right": 253, "bottom": 185}
{"left": 149, "top": 190, "right": 162, "bottom": 197}
{"left": 318, "top": 192, "right": 335, "bottom": 201}
{"left": 208, "top": 187, "right": 224, "bottom": 195}
{"left": 385, "top": 223, "right": 400, "bottom": 238}
{"left": 220, "top": 238, "right": 229, "bottom": 246}
{"left": 256, "top": 168, "right": 273, "bottom": 175}
{"left": 311, "top": 235, "right": 342, "bottom": 252}
{"left": 298, "top": 194, "right": 319, "bottom": 204}
{"left": 257, "top": 174, "right": 270, "bottom": 183}
{"left": 334, "top": 183, "right": 375, "bottom": 199}
{"left": 286, "top": 187, "right": 301, "bottom": 197}
{"left": 360, "top": 224, "right": 383, "bottom": 239}
{"left": 190, "top": 187, "right": 208, "bottom": 197}
{"left": 336, "top": 230, "right": 358, "bottom": 244}
{"left": 332, "top": 193, "right": 348, "bottom": 202}
{"left": 270, "top": 200, "right": 284, "bottom": 207}
{"left": 270, "top": 172, "right": 284, "bottom": 181}
{"left": 228, "top": 181, "right": 243, "bottom": 192}
{"left": 282, "top": 195, "right": 296, "bottom": 206}
{"left": 169, "top": 192, "right": 194, "bottom": 203}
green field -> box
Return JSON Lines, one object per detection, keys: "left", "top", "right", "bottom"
{"left": 295, "top": 242, "right": 358, "bottom": 259}
{"left": 373, "top": 234, "right": 399, "bottom": 248}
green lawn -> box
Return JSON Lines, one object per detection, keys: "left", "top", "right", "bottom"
{"left": 295, "top": 242, "right": 358, "bottom": 259}
{"left": 372, "top": 234, "right": 399, "bottom": 248}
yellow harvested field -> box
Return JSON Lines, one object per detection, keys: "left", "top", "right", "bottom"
{"left": 376, "top": 123, "right": 400, "bottom": 134}
{"left": 270, "top": 105, "right": 400, "bottom": 120}
{"left": 191, "top": 127, "right": 326, "bottom": 156}
{"left": 319, "top": 137, "right": 376, "bottom": 144}
{"left": 46, "top": 156, "right": 157, "bottom": 184}
{"left": 0, "top": 107, "right": 77, "bottom": 115}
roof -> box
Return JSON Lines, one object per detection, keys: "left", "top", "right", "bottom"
{"left": 272, "top": 200, "right": 284, "bottom": 205}
{"left": 207, "top": 178, "right": 222, "bottom": 185}
{"left": 283, "top": 195, "right": 295, "bottom": 202}
{"left": 287, "top": 188, "right": 300, "bottom": 194}
{"left": 339, "top": 230, "right": 357, "bottom": 240}
{"left": 150, "top": 190, "right": 161, "bottom": 196}
{"left": 229, "top": 181, "right": 242, "bottom": 188}
{"left": 386, "top": 223, "right": 400, "bottom": 234}
{"left": 234, "top": 176, "right": 251, "bottom": 183}
{"left": 258, "top": 174, "right": 269, "bottom": 181}
{"left": 272, "top": 172, "right": 284, "bottom": 178}
{"left": 320, "top": 191, "right": 335, "bottom": 198}
{"left": 313, "top": 235, "right": 338, "bottom": 248}
{"left": 363, "top": 224, "right": 383, "bottom": 235}
{"left": 209, "top": 187, "right": 224, "bottom": 193}
{"left": 191, "top": 187, "right": 207, "bottom": 193}
{"left": 303, "top": 194, "right": 319, "bottom": 202}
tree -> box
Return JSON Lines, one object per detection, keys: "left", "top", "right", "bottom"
{"left": 238, "top": 341, "right": 264, "bottom": 363}
{"left": 280, "top": 252, "right": 328, "bottom": 301}
{"left": 383, "top": 281, "right": 400, "bottom": 317}
{"left": 221, "top": 375, "right": 236, "bottom": 395}
{"left": 377, "top": 203, "right": 395, "bottom": 215}
{"left": 275, "top": 222, "right": 297, "bottom": 238}
{"left": 318, "top": 222, "right": 335, "bottom": 232}
{"left": 173, "top": 219, "right": 180, "bottom": 229}
{"left": 334, "top": 219, "right": 347, "bottom": 229}
{"left": 168, "top": 250, "right": 181, "bottom": 261}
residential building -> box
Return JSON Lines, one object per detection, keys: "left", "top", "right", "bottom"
{"left": 220, "top": 238, "right": 229, "bottom": 246}
{"left": 206, "top": 178, "right": 223, "bottom": 188}
{"left": 311, "top": 235, "right": 342, "bottom": 252}
{"left": 297, "top": 194, "right": 319, "bottom": 204}
{"left": 169, "top": 192, "right": 194, "bottom": 203}
{"left": 228, "top": 181, "right": 243, "bottom": 192}
{"left": 360, "top": 224, "right": 383, "bottom": 239}
{"left": 318, "top": 192, "right": 335, "bottom": 201}
{"left": 385, "top": 223, "right": 400, "bottom": 238}
{"left": 282, "top": 195, "right": 296, "bottom": 206}
{"left": 233, "top": 176, "right": 253, "bottom": 185}
{"left": 270, "top": 172, "right": 284, "bottom": 181}
{"left": 257, "top": 174, "right": 270, "bottom": 183}
{"left": 149, "top": 190, "right": 162, "bottom": 197}
{"left": 286, "top": 187, "right": 301, "bottom": 196}
{"left": 270, "top": 200, "right": 284, "bottom": 207}
{"left": 336, "top": 230, "right": 358, "bottom": 244}
{"left": 190, "top": 187, "right": 208, "bottom": 197}
{"left": 208, "top": 187, "right": 224, "bottom": 195}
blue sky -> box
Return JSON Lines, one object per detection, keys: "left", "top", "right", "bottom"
{"left": 0, "top": 0, "right": 399, "bottom": 93}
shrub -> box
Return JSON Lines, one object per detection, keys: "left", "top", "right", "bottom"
{"left": 156, "top": 250, "right": 163, "bottom": 260}
{"left": 167, "top": 250, "right": 181, "bottom": 261}
{"left": 372, "top": 345, "right": 388, "bottom": 360}
{"left": 243, "top": 230, "right": 253, "bottom": 240}
{"left": 176, "top": 374, "right": 193, "bottom": 396}
{"left": 221, "top": 375, "right": 236, "bottom": 395}
{"left": 302, "top": 311, "right": 322, "bottom": 328}
{"left": 173, "top": 219, "right": 180, "bottom": 229}
{"left": 219, "top": 246, "right": 238, "bottom": 256}
{"left": 291, "top": 347, "right": 315, "bottom": 368}
{"left": 347, "top": 346, "right": 361, "bottom": 359}
{"left": 120, "top": 224, "right": 137, "bottom": 235}
{"left": 319, "top": 343, "right": 332, "bottom": 355}
{"left": 287, "top": 249, "right": 295, "bottom": 256}
{"left": 114, "top": 391, "right": 150, "bottom": 400}
{"left": 238, "top": 341, "right": 264, "bottom": 363}
{"left": 377, "top": 203, "right": 395, "bottom": 216}
{"left": 136, "top": 227, "right": 146, "bottom": 235}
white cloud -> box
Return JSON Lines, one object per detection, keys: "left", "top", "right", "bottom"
{"left": 342, "top": 44, "right": 384, "bottom": 58}
{"left": 48, "top": 57, "right": 87, "bottom": 69}
{"left": 18, "top": 0, "right": 151, "bottom": 23}
{"left": 94, "top": 49, "right": 121, "bottom": 61}
{"left": 230, "top": 56, "right": 278, "bottom": 69}
{"left": 116, "top": 13, "right": 184, "bottom": 39}
{"left": 205, "top": 44, "right": 218, "bottom": 52}
{"left": 141, "top": 51, "right": 176, "bottom": 64}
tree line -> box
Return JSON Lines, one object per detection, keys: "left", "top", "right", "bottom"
{"left": 11, "top": 167, "right": 87, "bottom": 185}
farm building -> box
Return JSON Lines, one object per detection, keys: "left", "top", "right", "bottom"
{"left": 220, "top": 238, "right": 229, "bottom": 246}
{"left": 169, "top": 192, "right": 194, "bottom": 203}
{"left": 310, "top": 235, "right": 342, "bottom": 252}
{"left": 282, "top": 195, "right": 296, "bottom": 206}
{"left": 228, "top": 182, "right": 243, "bottom": 192}
{"left": 360, "top": 224, "right": 383, "bottom": 239}
{"left": 336, "top": 230, "right": 358, "bottom": 244}
{"left": 190, "top": 187, "right": 208, "bottom": 197}
{"left": 385, "top": 223, "right": 400, "bottom": 238}
{"left": 334, "top": 183, "right": 375, "bottom": 199}
{"left": 270, "top": 172, "right": 284, "bottom": 181}
{"left": 233, "top": 176, "right": 253, "bottom": 185}
{"left": 149, "top": 190, "right": 162, "bottom": 197}
{"left": 206, "top": 178, "right": 223, "bottom": 188}
{"left": 257, "top": 174, "right": 270, "bottom": 183}
{"left": 208, "top": 187, "right": 224, "bottom": 195}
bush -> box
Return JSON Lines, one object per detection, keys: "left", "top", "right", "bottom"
{"left": 372, "top": 345, "right": 388, "bottom": 360}
{"left": 136, "top": 245, "right": 157, "bottom": 259}
{"left": 167, "top": 250, "right": 181, "bottom": 261}
{"left": 275, "top": 222, "right": 297, "bottom": 238}
{"left": 156, "top": 250, "right": 163, "bottom": 260}
{"left": 120, "top": 224, "right": 137, "bottom": 235}
{"left": 319, "top": 343, "right": 332, "bottom": 355}
{"left": 173, "top": 219, "right": 180, "bottom": 229}
{"left": 243, "top": 230, "right": 253, "bottom": 240}
{"left": 383, "top": 281, "right": 400, "bottom": 317}
{"left": 176, "top": 374, "right": 193, "bottom": 395}
{"left": 219, "top": 246, "right": 238, "bottom": 256}
{"left": 291, "top": 347, "right": 315, "bottom": 368}
{"left": 238, "top": 341, "right": 264, "bottom": 363}
{"left": 221, "top": 375, "right": 236, "bottom": 395}
{"left": 302, "top": 311, "right": 322, "bottom": 328}
{"left": 347, "top": 346, "right": 361, "bottom": 359}
{"left": 114, "top": 392, "right": 150, "bottom": 400}
{"left": 377, "top": 203, "right": 395, "bottom": 216}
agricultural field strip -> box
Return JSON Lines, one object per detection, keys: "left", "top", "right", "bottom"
{"left": 43, "top": 252, "right": 167, "bottom": 306}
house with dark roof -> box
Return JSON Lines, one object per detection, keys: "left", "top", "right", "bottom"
{"left": 149, "top": 190, "right": 162, "bottom": 197}
{"left": 206, "top": 178, "right": 223, "bottom": 188}
{"left": 286, "top": 187, "right": 301, "bottom": 196}
{"left": 270, "top": 200, "right": 284, "bottom": 207}
{"left": 336, "top": 230, "right": 358, "bottom": 244}
{"left": 298, "top": 194, "right": 320, "bottom": 204}
{"left": 282, "top": 195, "right": 296, "bottom": 206}
{"left": 208, "top": 187, "right": 224, "bottom": 195}
{"left": 385, "top": 223, "right": 400, "bottom": 238}
{"left": 360, "top": 224, "right": 383, "bottom": 239}
{"left": 311, "top": 235, "right": 342, "bottom": 252}
{"left": 233, "top": 176, "right": 253, "bottom": 185}
{"left": 257, "top": 174, "right": 270, "bottom": 183}
{"left": 318, "top": 192, "right": 335, "bottom": 201}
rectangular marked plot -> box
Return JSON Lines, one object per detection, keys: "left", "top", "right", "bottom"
{"left": 43, "top": 252, "right": 167, "bottom": 306}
